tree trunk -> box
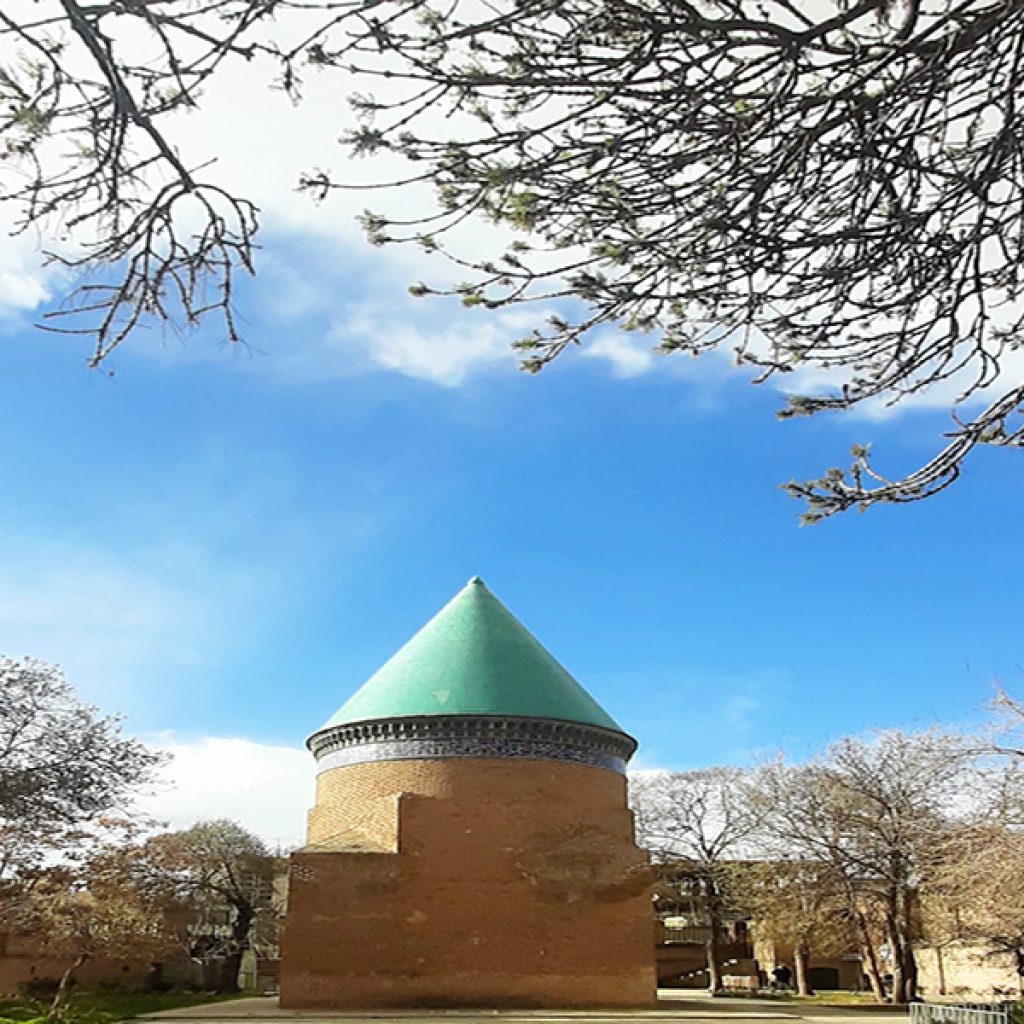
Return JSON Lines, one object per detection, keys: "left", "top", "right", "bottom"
{"left": 215, "top": 899, "right": 254, "bottom": 994}
{"left": 901, "top": 889, "right": 919, "bottom": 1003}
{"left": 888, "top": 893, "right": 918, "bottom": 1004}
{"left": 888, "top": 868, "right": 921, "bottom": 1003}
{"left": 705, "top": 876, "right": 724, "bottom": 995}
{"left": 935, "top": 946, "right": 946, "bottom": 996}
{"left": 890, "top": 933, "right": 906, "bottom": 1002}
{"left": 794, "top": 942, "right": 814, "bottom": 997}
{"left": 861, "top": 943, "right": 887, "bottom": 1003}
{"left": 705, "top": 929, "right": 723, "bottom": 994}
{"left": 903, "top": 943, "right": 918, "bottom": 1003}
{"left": 49, "top": 952, "right": 89, "bottom": 1021}
{"left": 886, "top": 888, "right": 915, "bottom": 1006}
{"left": 890, "top": 934, "right": 918, "bottom": 1003}
{"left": 840, "top": 873, "right": 887, "bottom": 1003}
{"left": 216, "top": 952, "right": 243, "bottom": 994}
{"left": 853, "top": 908, "right": 888, "bottom": 1003}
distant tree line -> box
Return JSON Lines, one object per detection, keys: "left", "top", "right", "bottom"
{"left": 0, "top": 657, "right": 285, "bottom": 1021}
{"left": 3, "top": 652, "right": 1022, "bottom": 1013}
{"left": 630, "top": 704, "right": 1024, "bottom": 1003}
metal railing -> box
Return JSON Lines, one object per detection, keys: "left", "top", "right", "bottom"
{"left": 911, "top": 1004, "right": 1014, "bottom": 1024}
{"left": 657, "top": 924, "right": 714, "bottom": 944}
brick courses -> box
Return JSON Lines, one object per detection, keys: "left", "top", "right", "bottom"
{"left": 279, "top": 757, "right": 656, "bottom": 1008}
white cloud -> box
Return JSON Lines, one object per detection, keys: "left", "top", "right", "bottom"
{"left": 0, "top": 209, "right": 54, "bottom": 323}
{"left": 339, "top": 315, "right": 512, "bottom": 386}
{"left": 216, "top": 246, "right": 537, "bottom": 386}
{"left": 326, "top": 303, "right": 534, "bottom": 386}
{"left": 0, "top": 12, "right": 607, "bottom": 392}
{"left": 581, "top": 332, "right": 657, "bottom": 378}
{"left": 580, "top": 317, "right": 1024, "bottom": 428}
{"left": 830, "top": 346, "right": 1024, "bottom": 423}
{"left": 702, "top": 320, "right": 1024, "bottom": 425}
{"left": 135, "top": 736, "right": 312, "bottom": 849}
{"left": 7, "top": 6, "right": 1020, "bottom": 419}
{"left": 0, "top": 267, "right": 48, "bottom": 315}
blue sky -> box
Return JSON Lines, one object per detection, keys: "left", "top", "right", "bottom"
{"left": 0, "top": 51, "right": 1021, "bottom": 840}
{"left": 2, "top": 242, "right": 1019, "bottom": 779}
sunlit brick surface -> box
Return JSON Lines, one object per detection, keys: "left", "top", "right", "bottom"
{"left": 279, "top": 757, "right": 656, "bottom": 1008}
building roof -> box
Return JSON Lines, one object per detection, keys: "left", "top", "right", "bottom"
{"left": 318, "top": 577, "right": 625, "bottom": 733}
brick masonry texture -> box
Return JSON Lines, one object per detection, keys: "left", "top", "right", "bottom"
{"left": 279, "top": 757, "right": 657, "bottom": 1008}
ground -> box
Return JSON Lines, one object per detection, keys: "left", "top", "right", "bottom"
{"left": 0, "top": 993, "right": 248, "bottom": 1023}
{"left": 138, "top": 991, "right": 910, "bottom": 1024}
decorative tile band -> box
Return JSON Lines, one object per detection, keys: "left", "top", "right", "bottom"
{"left": 308, "top": 715, "right": 636, "bottom": 775}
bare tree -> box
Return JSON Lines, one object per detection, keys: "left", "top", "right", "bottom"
{"left": 916, "top": 759, "right": 1024, "bottom": 995}
{"left": 730, "top": 858, "right": 854, "bottom": 997}
{"left": 630, "top": 768, "right": 764, "bottom": 994}
{"left": 140, "top": 819, "right": 283, "bottom": 993}
{"left": 754, "top": 760, "right": 890, "bottom": 1001}
{"left": 13, "top": 820, "right": 173, "bottom": 1021}
{"left": 991, "top": 689, "right": 1024, "bottom": 760}
{"left": 5, "top": 2, "right": 1024, "bottom": 517}
{"left": 0, "top": 0, "right": 261, "bottom": 366}
{"left": 926, "top": 823, "right": 1024, "bottom": 996}
{"left": 0, "top": 656, "right": 165, "bottom": 881}
{"left": 0, "top": 657, "right": 166, "bottom": 1013}
{"left": 755, "top": 731, "right": 975, "bottom": 1004}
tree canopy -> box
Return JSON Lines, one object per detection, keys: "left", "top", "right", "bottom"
{"left": 0, "top": 658, "right": 168, "bottom": 1013}
{"left": 140, "top": 819, "right": 284, "bottom": 992}
{"left": 3, "top": 1, "right": 1024, "bottom": 517}
{"left": 754, "top": 730, "right": 976, "bottom": 1004}
{"left": 629, "top": 725, "right": 1022, "bottom": 1002}
{"left": 16, "top": 825, "right": 174, "bottom": 1021}
{"left": 0, "top": 656, "right": 165, "bottom": 875}
{"left": 631, "top": 768, "right": 765, "bottom": 993}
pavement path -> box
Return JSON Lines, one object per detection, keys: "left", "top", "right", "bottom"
{"left": 142, "top": 992, "right": 908, "bottom": 1024}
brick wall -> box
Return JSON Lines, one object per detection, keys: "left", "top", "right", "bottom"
{"left": 0, "top": 956, "right": 153, "bottom": 996}
{"left": 280, "top": 757, "right": 657, "bottom": 1008}
{"left": 917, "top": 944, "right": 1023, "bottom": 998}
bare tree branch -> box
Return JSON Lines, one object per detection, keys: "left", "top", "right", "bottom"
{"left": 5, "top": 1, "right": 1024, "bottom": 517}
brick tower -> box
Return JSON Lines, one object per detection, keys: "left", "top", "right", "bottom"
{"left": 279, "top": 577, "right": 655, "bottom": 1008}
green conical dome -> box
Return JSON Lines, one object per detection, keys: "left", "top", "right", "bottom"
{"left": 320, "top": 577, "right": 623, "bottom": 733}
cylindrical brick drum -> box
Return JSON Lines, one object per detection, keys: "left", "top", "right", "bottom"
{"left": 279, "top": 579, "right": 656, "bottom": 1008}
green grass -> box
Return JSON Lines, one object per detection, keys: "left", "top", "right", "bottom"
{"left": 0, "top": 991, "right": 248, "bottom": 1023}
{"left": 720, "top": 990, "right": 888, "bottom": 1005}
{"left": 776, "top": 992, "right": 884, "bottom": 1005}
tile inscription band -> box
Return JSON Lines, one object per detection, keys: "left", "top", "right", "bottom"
{"left": 308, "top": 715, "right": 636, "bottom": 775}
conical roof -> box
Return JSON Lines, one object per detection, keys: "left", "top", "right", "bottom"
{"left": 319, "top": 577, "right": 624, "bottom": 733}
